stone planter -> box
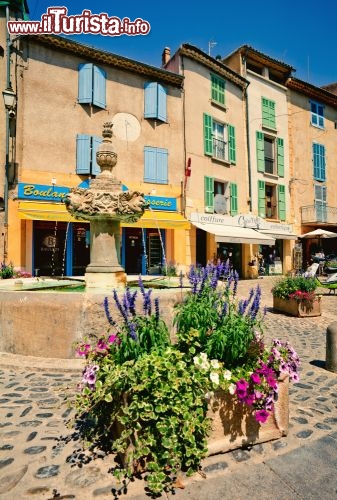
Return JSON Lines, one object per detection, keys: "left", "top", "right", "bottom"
{"left": 273, "top": 296, "right": 321, "bottom": 317}
{"left": 207, "top": 375, "right": 289, "bottom": 456}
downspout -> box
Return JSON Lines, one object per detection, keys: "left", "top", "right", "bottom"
{"left": 181, "top": 54, "right": 187, "bottom": 217}
{"left": 242, "top": 54, "right": 252, "bottom": 213}
{"left": 4, "top": 3, "right": 11, "bottom": 261}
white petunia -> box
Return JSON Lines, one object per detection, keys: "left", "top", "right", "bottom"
{"left": 210, "top": 359, "right": 220, "bottom": 369}
{"left": 228, "top": 383, "right": 236, "bottom": 395}
{"left": 223, "top": 369, "right": 232, "bottom": 380}
{"left": 210, "top": 372, "right": 219, "bottom": 386}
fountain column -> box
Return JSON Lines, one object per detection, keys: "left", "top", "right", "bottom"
{"left": 65, "top": 122, "right": 148, "bottom": 289}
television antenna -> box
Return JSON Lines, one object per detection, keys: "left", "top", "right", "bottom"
{"left": 208, "top": 40, "right": 217, "bottom": 56}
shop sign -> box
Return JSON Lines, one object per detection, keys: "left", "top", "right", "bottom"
{"left": 190, "top": 212, "right": 293, "bottom": 233}
{"left": 144, "top": 195, "right": 177, "bottom": 211}
{"left": 18, "top": 183, "right": 70, "bottom": 201}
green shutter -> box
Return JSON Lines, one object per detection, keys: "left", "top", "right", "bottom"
{"left": 277, "top": 138, "right": 284, "bottom": 177}
{"left": 203, "top": 113, "right": 213, "bottom": 156}
{"left": 256, "top": 131, "right": 265, "bottom": 172}
{"left": 211, "top": 74, "right": 225, "bottom": 105}
{"left": 278, "top": 184, "right": 286, "bottom": 221}
{"left": 204, "top": 176, "right": 214, "bottom": 213}
{"left": 258, "top": 180, "right": 266, "bottom": 217}
{"left": 230, "top": 182, "right": 238, "bottom": 215}
{"left": 262, "top": 97, "right": 276, "bottom": 129}
{"left": 228, "top": 124, "right": 236, "bottom": 164}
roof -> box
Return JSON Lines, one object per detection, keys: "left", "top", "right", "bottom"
{"left": 224, "top": 44, "right": 295, "bottom": 75}
{"left": 21, "top": 34, "right": 184, "bottom": 88}
{"left": 286, "top": 77, "right": 337, "bottom": 107}
{"left": 173, "top": 43, "right": 249, "bottom": 90}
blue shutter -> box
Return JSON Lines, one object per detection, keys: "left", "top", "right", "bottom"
{"left": 157, "top": 84, "right": 167, "bottom": 122}
{"left": 91, "top": 136, "right": 102, "bottom": 175}
{"left": 320, "top": 144, "right": 326, "bottom": 180}
{"left": 144, "top": 146, "right": 157, "bottom": 182}
{"left": 144, "top": 82, "right": 158, "bottom": 118}
{"left": 92, "top": 66, "right": 106, "bottom": 109}
{"left": 313, "top": 143, "right": 325, "bottom": 180}
{"left": 78, "top": 63, "right": 93, "bottom": 104}
{"left": 76, "top": 135, "right": 91, "bottom": 174}
{"left": 156, "top": 148, "right": 168, "bottom": 183}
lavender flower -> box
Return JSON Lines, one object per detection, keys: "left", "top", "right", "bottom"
{"left": 154, "top": 297, "right": 160, "bottom": 322}
{"left": 113, "top": 289, "right": 129, "bottom": 324}
{"left": 103, "top": 297, "right": 117, "bottom": 327}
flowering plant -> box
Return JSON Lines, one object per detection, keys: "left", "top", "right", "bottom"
{"left": 71, "top": 262, "right": 300, "bottom": 495}
{"left": 271, "top": 275, "right": 317, "bottom": 301}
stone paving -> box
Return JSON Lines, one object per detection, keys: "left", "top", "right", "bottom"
{"left": 0, "top": 276, "right": 337, "bottom": 499}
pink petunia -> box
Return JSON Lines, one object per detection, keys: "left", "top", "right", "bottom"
{"left": 255, "top": 409, "right": 270, "bottom": 423}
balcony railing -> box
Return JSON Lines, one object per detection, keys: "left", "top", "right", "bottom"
{"left": 301, "top": 205, "right": 337, "bottom": 224}
{"left": 213, "top": 138, "right": 227, "bottom": 161}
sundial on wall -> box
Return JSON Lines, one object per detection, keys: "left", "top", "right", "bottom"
{"left": 111, "top": 113, "right": 141, "bottom": 142}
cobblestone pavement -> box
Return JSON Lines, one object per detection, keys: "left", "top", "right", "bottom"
{"left": 0, "top": 277, "right": 337, "bottom": 499}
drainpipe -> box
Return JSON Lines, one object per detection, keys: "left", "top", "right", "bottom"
{"left": 3, "top": 3, "right": 11, "bottom": 262}
{"left": 242, "top": 54, "right": 252, "bottom": 213}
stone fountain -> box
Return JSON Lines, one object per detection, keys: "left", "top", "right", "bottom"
{"left": 65, "top": 122, "right": 147, "bottom": 289}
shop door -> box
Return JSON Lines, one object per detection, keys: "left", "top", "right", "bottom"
{"left": 33, "top": 221, "right": 67, "bottom": 276}
{"left": 72, "top": 224, "right": 90, "bottom": 276}
{"left": 147, "top": 231, "right": 164, "bottom": 275}
{"left": 125, "top": 228, "right": 143, "bottom": 274}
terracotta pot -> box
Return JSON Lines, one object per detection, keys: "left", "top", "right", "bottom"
{"left": 273, "top": 296, "right": 321, "bottom": 317}
{"left": 207, "top": 375, "right": 289, "bottom": 456}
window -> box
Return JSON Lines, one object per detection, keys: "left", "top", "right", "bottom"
{"left": 144, "top": 82, "right": 167, "bottom": 122}
{"left": 310, "top": 101, "right": 324, "bottom": 128}
{"left": 204, "top": 176, "right": 237, "bottom": 215}
{"left": 313, "top": 143, "right": 326, "bottom": 181}
{"left": 256, "top": 132, "right": 284, "bottom": 176}
{"left": 262, "top": 97, "right": 276, "bottom": 129}
{"left": 211, "top": 74, "right": 225, "bottom": 106}
{"left": 144, "top": 147, "right": 168, "bottom": 184}
{"left": 76, "top": 135, "right": 102, "bottom": 175}
{"left": 78, "top": 63, "right": 106, "bottom": 109}
{"left": 203, "top": 114, "right": 236, "bottom": 163}
{"left": 314, "top": 184, "right": 327, "bottom": 222}
{"left": 257, "top": 180, "right": 286, "bottom": 221}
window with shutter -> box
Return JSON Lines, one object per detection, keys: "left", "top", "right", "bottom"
{"left": 230, "top": 183, "right": 238, "bottom": 215}
{"left": 211, "top": 74, "right": 225, "bottom": 106}
{"left": 310, "top": 101, "right": 324, "bottom": 128}
{"left": 262, "top": 97, "right": 276, "bottom": 129}
{"left": 314, "top": 184, "right": 327, "bottom": 222}
{"left": 256, "top": 131, "right": 265, "bottom": 172}
{"left": 144, "top": 82, "right": 167, "bottom": 122}
{"left": 277, "top": 138, "right": 284, "bottom": 177}
{"left": 313, "top": 143, "right": 326, "bottom": 181}
{"left": 278, "top": 184, "right": 286, "bottom": 221}
{"left": 228, "top": 125, "right": 236, "bottom": 164}
{"left": 204, "top": 176, "right": 214, "bottom": 213}
{"left": 144, "top": 147, "right": 168, "bottom": 184}
{"left": 258, "top": 180, "right": 266, "bottom": 217}
{"left": 78, "top": 63, "right": 106, "bottom": 109}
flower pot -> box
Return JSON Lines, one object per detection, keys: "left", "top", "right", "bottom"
{"left": 206, "top": 375, "right": 289, "bottom": 456}
{"left": 273, "top": 296, "right": 321, "bottom": 317}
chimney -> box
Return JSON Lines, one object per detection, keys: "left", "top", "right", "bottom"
{"left": 162, "top": 47, "right": 171, "bottom": 67}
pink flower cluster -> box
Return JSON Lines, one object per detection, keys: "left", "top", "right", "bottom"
{"left": 76, "top": 334, "right": 119, "bottom": 358}
{"left": 235, "top": 362, "right": 278, "bottom": 423}
{"left": 288, "top": 290, "right": 316, "bottom": 302}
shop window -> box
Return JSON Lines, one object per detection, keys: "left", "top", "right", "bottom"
{"left": 144, "top": 82, "right": 167, "bottom": 122}
{"left": 76, "top": 135, "right": 102, "bottom": 175}
{"left": 144, "top": 146, "right": 168, "bottom": 184}
{"left": 256, "top": 132, "right": 284, "bottom": 176}
{"left": 78, "top": 63, "right": 106, "bottom": 109}
{"left": 204, "top": 176, "right": 237, "bottom": 215}
{"left": 203, "top": 113, "right": 236, "bottom": 163}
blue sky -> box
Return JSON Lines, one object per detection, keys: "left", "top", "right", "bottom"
{"left": 26, "top": 0, "right": 336, "bottom": 88}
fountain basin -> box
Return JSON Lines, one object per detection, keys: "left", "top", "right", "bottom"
{"left": 0, "top": 282, "right": 187, "bottom": 358}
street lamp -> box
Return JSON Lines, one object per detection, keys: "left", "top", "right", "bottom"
{"left": 2, "top": 86, "right": 16, "bottom": 117}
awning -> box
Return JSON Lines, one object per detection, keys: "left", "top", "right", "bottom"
{"left": 122, "top": 211, "right": 190, "bottom": 230}
{"left": 192, "top": 221, "right": 276, "bottom": 244}
{"left": 18, "top": 201, "right": 80, "bottom": 222}
{"left": 18, "top": 202, "right": 190, "bottom": 230}
{"left": 258, "top": 229, "right": 298, "bottom": 240}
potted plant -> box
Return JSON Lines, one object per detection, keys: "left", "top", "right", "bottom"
{"left": 272, "top": 275, "right": 321, "bottom": 317}
{"left": 71, "top": 263, "right": 300, "bottom": 496}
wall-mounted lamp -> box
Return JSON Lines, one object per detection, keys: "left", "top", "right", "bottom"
{"left": 51, "top": 177, "right": 57, "bottom": 185}
{"left": 2, "top": 86, "right": 16, "bottom": 118}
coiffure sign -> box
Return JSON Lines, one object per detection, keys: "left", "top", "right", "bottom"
{"left": 190, "top": 212, "right": 293, "bottom": 233}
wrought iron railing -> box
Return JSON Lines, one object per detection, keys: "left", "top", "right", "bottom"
{"left": 301, "top": 205, "right": 337, "bottom": 224}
